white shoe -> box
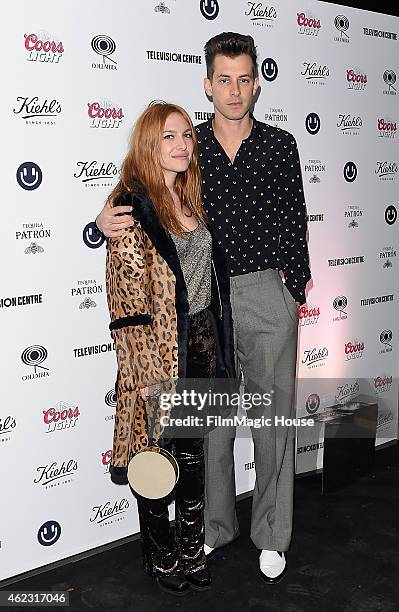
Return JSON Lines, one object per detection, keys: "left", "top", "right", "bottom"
{"left": 259, "top": 550, "right": 286, "bottom": 584}
{"left": 204, "top": 544, "right": 215, "bottom": 556}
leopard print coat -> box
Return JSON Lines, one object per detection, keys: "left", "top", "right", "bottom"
{"left": 106, "top": 188, "right": 236, "bottom": 485}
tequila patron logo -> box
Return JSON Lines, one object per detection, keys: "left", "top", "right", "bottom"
{"left": 90, "top": 498, "right": 130, "bottom": 526}
{"left": 15, "top": 222, "right": 51, "bottom": 254}
{"left": 346, "top": 68, "right": 367, "bottom": 91}
{"left": 383, "top": 70, "right": 396, "bottom": 96}
{"left": 301, "top": 62, "right": 329, "bottom": 86}
{"left": 264, "top": 106, "right": 288, "bottom": 127}
{"left": 297, "top": 12, "right": 321, "bottom": 36}
{"left": 345, "top": 205, "right": 363, "bottom": 229}
{"left": 304, "top": 158, "right": 325, "bottom": 184}
{"left": 13, "top": 96, "right": 61, "bottom": 126}
{"left": 24, "top": 31, "right": 64, "bottom": 63}
{"left": 334, "top": 15, "right": 350, "bottom": 43}
{"left": 74, "top": 161, "right": 118, "bottom": 187}
{"left": 71, "top": 279, "right": 103, "bottom": 309}
{"left": 21, "top": 345, "right": 49, "bottom": 381}
{"left": 337, "top": 114, "right": 363, "bottom": 136}
{"left": 91, "top": 35, "right": 117, "bottom": 70}
{"left": 380, "top": 246, "right": 396, "bottom": 269}
{"left": 87, "top": 100, "right": 124, "bottom": 129}
{"left": 245, "top": 3, "right": 277, "bottom": 27}
{"left": 34, "top": 459, "right": 78, "bottom": 488}
{"left": 42, "top": 402, "right": 80, "bottom": 434}
{"left": 377, "top": 118, "right": 397, "bottom": 139}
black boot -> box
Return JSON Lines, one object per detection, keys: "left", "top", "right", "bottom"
{"left": 156, "top": 572, "right": 191, "bottom": 596}
{"left": 185, "top": 567, "right": 212, "bottom": 591}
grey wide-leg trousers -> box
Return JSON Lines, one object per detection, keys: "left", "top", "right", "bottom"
{"left": 203, "top": 269, "right": 298, "bottom": 552}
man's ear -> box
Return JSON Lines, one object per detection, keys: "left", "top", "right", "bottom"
{"left": 204, "top": 77, "right": 213, "bottom": 97}
{"left": 253, "top": 76, "right": 259, "bottom": 96}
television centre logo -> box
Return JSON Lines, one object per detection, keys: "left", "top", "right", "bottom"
{"left": 90, "top": 498, "right": 130, "bottom": 527}
{"left": 383, "top": 70, "right": 396, "bottom": 96}
{"left": 380, "top": 246, "right": 396, "bottom": 269}
{"left": 380, "top": 330, "right": 393, "bottom": 354}
{"left": 21, "top": 345, "right": 49, "bottom": 382}
{"left": 333, "top": 296, "right": 348, "bottom": 322}
{"left": 264, "top": 106, "right": 289, "bottom": 128}
{"left": 334, "top": 15, "right": 350, "bottom": 43}
{"left": 0, "top": 293, "right": 43, "bottom": 310}
{"left": 304, "top": 158, "right": 326, "bottom": 184}
{"left": 13, "top": 96, "right": 61, "bottom": 126}
{"left": 375, "top": 161, "right": 398, "bottom": 182}
{"left": 91, "top": 35, "right": 117, "bottom": 70}
{"left": 42, "top": 401, "right": 80, "bottom": 434}
{"left": 297, "top": 12, "right": 321, "bottom": 36}
{"left": 25, "top": 31, "right": 64, "bottom": 63}
{"left": 360, "top": 294, "right": 394, "bottom": 307}
{"left": 74, "top": 161, "right": 118, "bottom": 188}
{"left": 15, "top": 222, "right": 51, "bottom": 254}
{"left": 34, "top": 459, "right": 78, "bottom": 489}
{"left": 377, "top": 118, "right": 397, "bottom": 139}
{"left": 87, "top": 100, "right": 124, "bottom": 129}
{"left": 337, "top": 114, "right": 363, "bottom": 136}
{"left": 71, "top": 279, "right": 103, "bottom": 309}
{"left": 245, "top": 3, "right": 277, "bottom": 28}
{"left": 363, "top": 27, "right": 397, "bottom": 41}
{"left": 146, "top": 49, "right": 202, "bottom": 64}
{"left": 328, "top": 255, "right": 364, "bottom": 268}
{"left": 307, "top": 213, "right": 324, "bottom": 222}
{"left": 347, "top": 68, "right": 367, "bottom": 91}
{"left": 301, "top": 62, "right": 329, "bottom": 86}
{"left": 345, "top": 205, "right": 363, "bottom": 229}
{"left": 16, "top": 162, "right": 42, "bottom": 191}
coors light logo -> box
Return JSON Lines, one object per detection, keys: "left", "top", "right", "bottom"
{"left": 374, "top": 375, "right": 393, "bottom": 394}
{"left": 298, "top": 304, "right": 320, "bottom": 326}
{"left": 42, "top": 401, "right": 80, "bottom": 434}
{"left": 344, "top": 340, "right": 365, "bottom": 361}
{"left": 24, "top": 31, "right": 64, "bottom": 63}
{"left": 377, "top": 118, "right": 397, "bottom": 139}
{"left": 101, "top": 449, "right": 112, "bottom": 474}
{"left": 87, "top": 100, "right": 124, "bottom": 129}
{"left": 297, "top": 12, "right": 321, "bottom": 36}
{"left": 347, "top": 68, "right": 367, "bottom": 91}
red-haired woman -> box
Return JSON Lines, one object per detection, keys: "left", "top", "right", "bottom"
{"left": 105, "top": 102, "right": 235, "bottom": 595}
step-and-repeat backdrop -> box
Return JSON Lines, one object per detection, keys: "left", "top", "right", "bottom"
{"left": 2, "top": 0, "right": 398, "bottom": 582}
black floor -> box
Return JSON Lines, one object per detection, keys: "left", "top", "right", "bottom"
{"left": 2, "top": 443, "right": 399, "bottom": 611}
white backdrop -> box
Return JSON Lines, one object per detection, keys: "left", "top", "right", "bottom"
{"left": 1, "top": 0, "right": 398, "bottom": 582}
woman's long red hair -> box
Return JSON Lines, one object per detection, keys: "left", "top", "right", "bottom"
{"left": 109, "top": 102, "right": 207, "bottom": 237}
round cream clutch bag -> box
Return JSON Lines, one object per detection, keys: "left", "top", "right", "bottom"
{"left": 127, "top": 445, "right": 179, "bottom": 499}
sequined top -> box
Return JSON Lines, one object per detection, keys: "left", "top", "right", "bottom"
{"left": 171, "top": 222, "right": 212, "bottom": 315}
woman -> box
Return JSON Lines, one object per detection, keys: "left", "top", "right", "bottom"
{"left": 105, "top": 102, "right": 235, "bottom": 596}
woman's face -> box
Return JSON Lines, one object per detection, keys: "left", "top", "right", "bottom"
{"left": 160, "top": 112, "right": 194, "bottom": 179}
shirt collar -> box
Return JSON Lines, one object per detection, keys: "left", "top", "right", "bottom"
{"left": 197, "top": 114, "right": 264, "bottom": 143}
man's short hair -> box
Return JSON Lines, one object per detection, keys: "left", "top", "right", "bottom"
{"left": 204, "top": 32, "right": 258, "bottom": 80}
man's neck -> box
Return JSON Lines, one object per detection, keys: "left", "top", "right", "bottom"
{"left": 212, "top": 110, "right": 253, "bottom": 146}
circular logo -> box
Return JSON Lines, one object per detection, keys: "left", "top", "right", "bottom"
{"left": 261, "top": 58, "right": 278, "bottom": 82}
{"left": 344, "top": 161, "right": 357, "bottom": 182}
{"left": 385, "top": 205, "right": 397, "bottom": 225}
{"left": 21, "top": 345, "right": 48, "bottom": 367}
{"left": 306, "top": 393, "right": 320, "bottom": 414}
{"left": 380, "top": 330, "right": 393, "bottom": 345}
{"left": 334, "top": 15, "right": 349, "bottom": 33}
{"left": 383, "top": 70, "right": 396, "bottom": 87}
{"left": 83, "top": 222, "right": 105, "bottom": 249}
{"left": 37, "top": 520, "right": 62, "bottom": 546}
{"left": 91, "top": 35, "right": 116, "bottom": 57}
{"left": 305, "top": 112, "right": 321, "bottom": 135}
{"left": 333, "top": 296, "right": 348, "bottom": 312}
{"left": 199, "top": 0, "right": 219, "bottom": 20}
{"left": 105, "top": 389, "right": 117, "bottom": 407}
{"left": 16, "top": 162, "right": 42, "bottom": 191}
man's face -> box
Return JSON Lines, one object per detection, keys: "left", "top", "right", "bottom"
{"left": 204, "top": 53, "right": 259, "bottom": 121}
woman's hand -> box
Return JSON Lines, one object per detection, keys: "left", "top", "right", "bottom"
{"left": 96, "top": 199, "right": 134, "bottom": 237}
{"left": 140, "top": 384, "right": 162, "bottom": 401}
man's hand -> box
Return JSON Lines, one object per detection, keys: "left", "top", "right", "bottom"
{"left": 96, "top": 199, "right": 134, "bottom": 237}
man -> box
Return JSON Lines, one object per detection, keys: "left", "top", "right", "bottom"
{"left": 96, "top": 32, "right": 311, "bottom": 584}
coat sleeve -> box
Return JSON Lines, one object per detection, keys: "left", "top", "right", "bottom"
{"left": 106, "top": 222, "right": 170, "bottom": 392}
